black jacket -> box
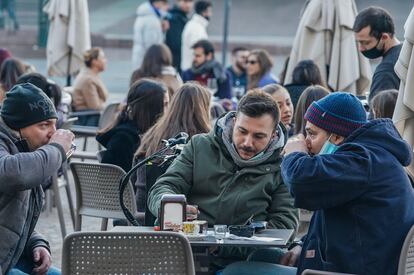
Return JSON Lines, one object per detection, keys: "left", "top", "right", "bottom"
{"left": 165, "top": 6, "right": 189, "bottom": 73}
{"left": 96, "top": 120, "right": 140, "bottom": 172}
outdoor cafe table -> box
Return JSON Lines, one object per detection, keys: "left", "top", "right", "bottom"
{"left": 112, "top": 226, "right": 293, "bottom": 274}
{"left": 111, "top": 226, "right": 294, "bottom": 248}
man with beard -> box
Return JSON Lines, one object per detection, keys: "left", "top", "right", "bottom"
{"left": 353, "top": 6, "right": 401, "bottom": 103}
{"left": 148, "top": 89, "right": 298, "bottom": 269}
{"left": 182, "top": 39, "right": 232, "bottom": 99}
{"left": 227, "top": 47, "right": 249, "bottom": 99}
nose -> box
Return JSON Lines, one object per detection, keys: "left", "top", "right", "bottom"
{"left": 242, "top": 135, "right": 254, "bottom": 148}
{"left": 48, "top": 125, "right": 56, "bottom": 138}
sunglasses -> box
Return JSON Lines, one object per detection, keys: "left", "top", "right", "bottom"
{"left": 247, "top": 60, "right": 258, "bottom": 65}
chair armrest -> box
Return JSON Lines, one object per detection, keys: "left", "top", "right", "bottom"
{"left": 69, "top": 110, "right": 101, "bottom": 117}
{"left": 70, "top": 125, "right": 98, "bottom": 136}
{"left": 302, "top": 269, "right": 356, "bottom": 275}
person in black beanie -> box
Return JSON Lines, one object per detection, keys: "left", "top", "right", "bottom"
{"left": 0, "top": 83, "right": 74, "bottom": 275}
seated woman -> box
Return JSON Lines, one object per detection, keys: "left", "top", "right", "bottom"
{"left": 96, "top": 79, "right": 168, "bottom": 172}
{"left": 72, "top": 47, "right": 109, "bottom": 126}
{"left": 133, "top": 82, "right": 211, "bottom": 216}
{"left": 293, "top": 85, "right": 330, "bottom": 136}
{"left": 0, "top": 57, "right": 25, "bottom": 103}
{"left": 284, "top": 60, "right": 326, "bottom": 109}
{"left": 246, "top": 49, "right": 278, "bottom": 90}
{"left": 371, "top": 89, "right": 398, "bottom": 119}
{"left": 130, "top": 43, "right": 183, "bottom": 98}
{"left": 263, "top": 84, "right": 294, "bottom": 136}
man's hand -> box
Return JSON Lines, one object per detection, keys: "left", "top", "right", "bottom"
{"left": 162, "top": 19, "right": 170, "bottom": 32}
{"left": 32, "top": 247, "right": 52, "bottom": 275}
{"left": 283, "top": 134, "right": 308, "bottom": 156}
{"left": 280, "top": 245, "right": 302, "bottom": 266}
{"left": 48, "top": 129, "right": 75, "bottom": 154}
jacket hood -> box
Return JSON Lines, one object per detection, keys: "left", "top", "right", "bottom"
{"left": 169, "top": 6, "right": 188, "bottom": 17}
{"left": 191, "top": 14, "right": 209, "bottom": 28}
{"left": 214, "top": 111, "right": 286, "bottom": 167}
{"left": 344, "top": 118, "right": 412, "bottom": 166}
{"left": 137, "top": 2, "right": 157, "bottom": 17}
{"left": 96, "top": 120, "right": 139, "bottom": 148}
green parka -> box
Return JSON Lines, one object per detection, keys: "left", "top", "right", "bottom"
{"left": 148, "top": 112, "right": 298, "bottom": 230}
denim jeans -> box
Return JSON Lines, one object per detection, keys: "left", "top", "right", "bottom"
{"left": 222, "top": 248, "right": 298, "bottom": 275}
{"left": 7, "top": 254, "right": 61, "bottom": 275}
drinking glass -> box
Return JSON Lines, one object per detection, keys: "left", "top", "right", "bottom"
{"left": 214, "top": 225, "right": 227, "bottom": 242}
{"left": 207, "top": 78, "right": 218, "bottom": 96}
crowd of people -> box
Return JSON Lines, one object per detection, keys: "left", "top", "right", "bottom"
{"left": 0, "top": 1, "right": 413, "bottom": 275}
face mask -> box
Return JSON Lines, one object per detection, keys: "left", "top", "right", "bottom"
{"left": 319, "top": 134, "right": 338, "bottom": 155}
{"left": 361, "top": 39, "right": 384, "bottom": 59}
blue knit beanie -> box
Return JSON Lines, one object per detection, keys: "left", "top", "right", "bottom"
{"left": 304, "top": 92, "right": 367, "bottom": 137}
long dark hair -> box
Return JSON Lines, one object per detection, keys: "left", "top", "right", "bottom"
{"left": 130, "top": 44, "right": 173, "bottom": 87}
{"left": 16, "top": 73, "right": 62, "bottom": 107}
{"left": 0, "top": 57, "right": 25, "bottom": 91}
{"left": 294, "top": 85, "right": 330, "bottom": 136}
{"left": 291, "top": 60, "right": 325, "bottom": 86}
{"left": 99, "top": 79, "right": 167, "bottom": 135}
{"left": 136, "top": 82, "right": 211, "bottom": 158}
{"left": 247, "top": 49, "right": 273, "bottom": 90}
{"left": 371, "top": 89, "right": 398, "bottom": 119}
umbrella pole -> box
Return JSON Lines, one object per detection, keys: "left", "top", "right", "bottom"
{"left": 221, "top": 0, "right": 231, "bottom": 67}
{"left": 66, "top": 47, "right": 72, "bottom": 86}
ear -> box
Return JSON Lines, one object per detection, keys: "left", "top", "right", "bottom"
{"left": 381, "top": 33, "right": 391, "bottom": 41}
{"left": 332, "top": 134, "right": 345, "bottom": 145}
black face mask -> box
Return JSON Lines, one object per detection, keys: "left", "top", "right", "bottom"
{"left": 361, "top": 39, "right": 384, "bottom": 59}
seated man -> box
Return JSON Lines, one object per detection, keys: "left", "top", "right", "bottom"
{"left": 0, "top": 83, "right": 74, "bottom": 275}
{"left": 224, "top": 92, "right": 414, "bottom": 275}
{"left": 147, "top": 89, "right": 298, "bottom": 263}
{"left": 182, "top": 39, "right": 232, "bottom": 99}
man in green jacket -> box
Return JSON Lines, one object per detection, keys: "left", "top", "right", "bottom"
{"left": 148, "top": 89, "right": 298, "bottom": 232}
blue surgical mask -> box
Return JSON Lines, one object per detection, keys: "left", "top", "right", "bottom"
{"left": 319, "top": 134, "right": 338, "bottom": 155}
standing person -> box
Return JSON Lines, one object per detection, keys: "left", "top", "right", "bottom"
{"left": 227, "top": 47, "right": 249, "bottom": 99}
{"left": 284, "top": 59, "right": 326, "bottom": 109}
{"left": 0, "top": 83, "right": 74, "bottom": 275}
{"left": 134, "top": 82, "right": 211, "bottom": 213}
{"left": 72, "top": 47, "right": 109, "bottom": 126}
{"left": 96, "top": 79, "right": 168, "bottom": 172}
{"left": 130, "top": 44, "right": 183, "bottom": 98}
{"left": 224, "top": 92, "right": 414, "bottom": 275}
{"left": 132, "top": 0, "right": 169, "bottom": 68}
{"left": 353, "top": 6, "right": 401, "bottom": 103}
{"left": 165, "top": 0, "right": 194, "bottom": 73}
{"left": 182, "top": 39, "right": 232, "bottom": 99}
{"left": 246, "top": 49, "right": 278, "bottom": 90}
{"left": 0, "top": 0, "right": 19, "bottom": 32}
{"left": 181, "top": 0, "right": 212, "bottom": 71}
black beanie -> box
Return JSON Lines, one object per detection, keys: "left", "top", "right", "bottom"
{"left": 1, "top": 83, "right": 58, "bottom": 130}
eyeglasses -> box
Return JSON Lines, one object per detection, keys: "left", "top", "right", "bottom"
{"left": 247, "top": 60, "right": 258, "bottom": 65}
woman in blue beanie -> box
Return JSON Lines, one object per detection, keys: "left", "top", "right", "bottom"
{"left": 224, "top": 92, "right": 414, "bottom": 275}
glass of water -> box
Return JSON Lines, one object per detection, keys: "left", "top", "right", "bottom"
{"left": 207, "top": 78, "right": 218, "bottom": 96}
{"left": 214, "top": 225, "right": 227, "bottom": 242}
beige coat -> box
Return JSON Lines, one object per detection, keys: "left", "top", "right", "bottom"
{"left": 284, "top": 0, "right": 371, "bottom": 95}
{"left": 393, "top": 7, "right": 414, "bottom": 180}
{"left": 72, "top": 68, "right": 109, "bottom": 111}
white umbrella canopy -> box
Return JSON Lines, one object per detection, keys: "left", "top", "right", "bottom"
{"left": 44, "top": 0, "right": 91, "bottom": 80}
{"left": 284, "top": 0, "right": 371, "bottom": 95}
{"left": 393, "top": 7, "right": 414, "bottom": 180}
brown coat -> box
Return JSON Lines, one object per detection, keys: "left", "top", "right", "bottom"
{"left": 72, "top": 68, "right": 109, "bottom": 111}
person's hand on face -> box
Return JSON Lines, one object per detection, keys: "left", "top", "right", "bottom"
{"left": 283, "top": 134, "right": 308, "bottom": 156}
{"left": 48, "top": 129, "right": 75, "bottom": 154}
{"left": 186, "top": 205, "right": 199, "bottom": 220}
{"left": 280, "top": 245, "right": 302, "bottom": 266}
{"left": 32, "top": 246, "right": 52, "bottom": 275}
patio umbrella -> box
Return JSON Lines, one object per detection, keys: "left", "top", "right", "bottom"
{"left": 393, "top": 7, "right": 414, "bottom": 180}
{"left": 284, "top": 0, "right": 371, "bottom": 95}
{"left": 43, "top": 0, "right": 91, "bottom": 85}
